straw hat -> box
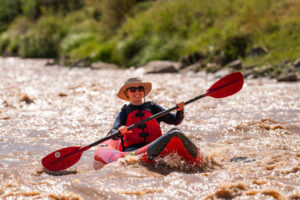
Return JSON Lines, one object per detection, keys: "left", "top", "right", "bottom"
{"left": 117, "top": 77, "right": 152, "bottom": 101}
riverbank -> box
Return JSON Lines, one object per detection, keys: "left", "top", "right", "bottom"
{"left": 46, "top": 56, "right": 300, "bottom": 82}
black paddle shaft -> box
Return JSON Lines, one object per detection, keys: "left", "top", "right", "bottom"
{"left": 87, "top": 92, "right": 207, "bottom": 149}
{"left": 87, "top": 75, "right": 243, "bottom": 149}
{"left": 42, "top": 72, "right": 243, "bottom": 172}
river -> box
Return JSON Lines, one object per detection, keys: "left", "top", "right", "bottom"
{"left": 0, "top": 57, "right": 299, "bottom": 200}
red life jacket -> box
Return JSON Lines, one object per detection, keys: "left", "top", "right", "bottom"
{"left": 122, "top": 103, "right": 162, "bottom": 148}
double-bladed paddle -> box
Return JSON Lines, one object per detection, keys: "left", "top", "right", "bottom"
{"left": 42, "top": 72, "right": 244, "bottom": 171}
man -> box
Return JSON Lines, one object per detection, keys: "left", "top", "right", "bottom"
{"left": 110, "top": 77, "right": 186, "bottom": 151}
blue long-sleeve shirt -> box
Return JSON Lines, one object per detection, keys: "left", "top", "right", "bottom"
{"left": 111, "top": 102, "right": 184, "bottom": 134}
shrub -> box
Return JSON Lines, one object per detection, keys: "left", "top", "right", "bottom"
{"left": 0, "top": 0, "right": 21, "bottom": 31}
{"left": 91, "top": 41, "right": 116, "bottom": 63}
{"left": 114, "top": 34, "right": 147, "bottom": 66}
{"left": 18, "top": 16, "right": 66, "bottom": 58}
{"left": 40, "top": 0, "right": 85, "bottom": 15}
{"left": 60, "top": 32, "right": 96, "bottom": 54}
{"left": 220, "top": 34, "right": 251, "bottom": 65}
{"left": 0, "top": 17, "right": 32, "bottom": 55}
{"left": 67, "top": 39, "right": 99, "bottom": 61}
{"left": 20, "top": 0, "right": 41, "bottom": 20}
{"left": 100, "top": 0, "right": 136, "bottom": 34}
{"left": 138, "top": 35, "right": 182, "bottom": 66}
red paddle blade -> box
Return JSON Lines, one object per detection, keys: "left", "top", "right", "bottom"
{"left": 207, "top": 72, "right": 244, "bottom": 98}
{"left": 42, "top": 146, "right": 82, "bottom": 171}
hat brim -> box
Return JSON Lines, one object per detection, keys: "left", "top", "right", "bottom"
{"left": 117, "top": 82, "right": 152, "bottom": 101}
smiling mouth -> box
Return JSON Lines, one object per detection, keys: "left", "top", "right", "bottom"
{"left": 134, "top": 95, "right": 142, "bottom": 98}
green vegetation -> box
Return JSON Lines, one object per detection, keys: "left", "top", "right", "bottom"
{"left": 0, "top": 0, "right": 300, "bottom": 70}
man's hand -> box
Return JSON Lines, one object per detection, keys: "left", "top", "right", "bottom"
{"left": 176, "top": 102, "right": 184, "bottom": 111}
{"left": 118, "top": 126, "right": 132, "bottom": 135}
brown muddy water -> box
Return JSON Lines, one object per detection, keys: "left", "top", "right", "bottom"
{"left": 0, "top": 57, "right": 299, "bottom": 200}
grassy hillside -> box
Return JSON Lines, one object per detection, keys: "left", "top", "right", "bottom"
{"left": 0, "top": 0, "right": 300, "bottom": 71}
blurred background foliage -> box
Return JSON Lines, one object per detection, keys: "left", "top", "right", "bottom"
{"left": 0, "top": 0, "right": 299, "bottom": 68}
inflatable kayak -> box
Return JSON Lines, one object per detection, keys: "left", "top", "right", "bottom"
{"left": 94, "top": 129, "right": 204, "bottom": 169}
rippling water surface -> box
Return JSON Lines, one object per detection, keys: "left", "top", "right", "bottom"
{"left": 0, "top": 57, "right": 299, "bottom": 199}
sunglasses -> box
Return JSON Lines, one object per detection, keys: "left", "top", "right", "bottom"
{"left": 127, "top": 86, "right": 144, "bottom": 93}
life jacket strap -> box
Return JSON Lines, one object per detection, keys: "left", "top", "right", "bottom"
{"left": 139, "top": 132, "right": 149, "bottom": 138}
{"left": 137, "top": 124, "right": 147, "bottom": 129}
{"left": 135, "top": 112, "right": 145, "bottom": 117}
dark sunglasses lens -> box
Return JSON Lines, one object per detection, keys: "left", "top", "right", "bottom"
{"left": 137, "top": 86, "right": 144, "bottom": 91}
{"left": 128, "top": 87, "right": 137, "bottom": 92}
{"left": 128, "top": 86, "right": 144, "bottom": 92}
